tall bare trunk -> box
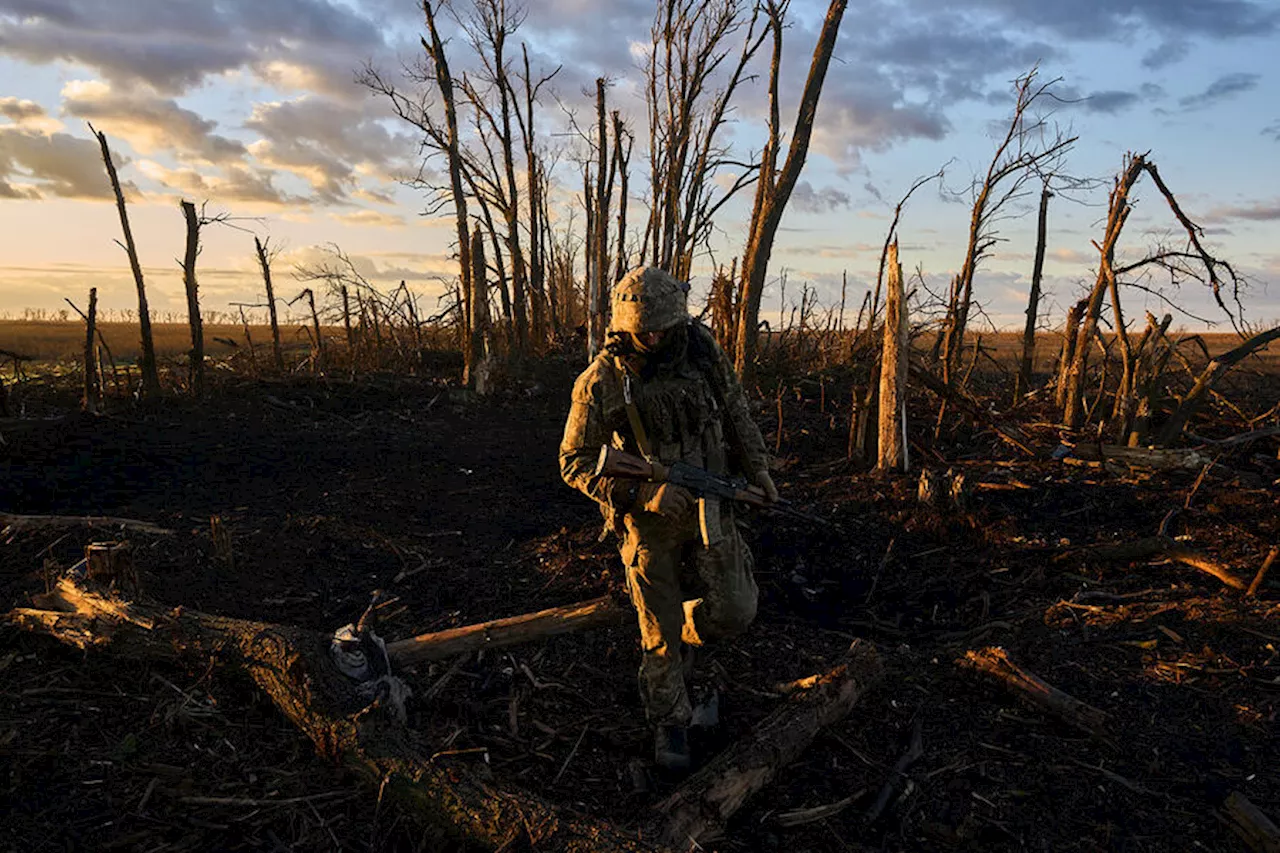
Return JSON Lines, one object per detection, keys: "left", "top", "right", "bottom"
{"left": 82, "top": 287, "right": 100, "bottom": 414}
{"left": 466, "top": 227, "right": 492, "bottom": 394}
{"left": 1016, "top": 187, "right": 1052, "bottom": 401}
{"left": 421, "top": 1, "right": 471, "bottom": 378}
{"left": 877, "top": 242, "right": 907, "bottom": 471}
{"left": 254, "top": 236, "right": 284, "bottom": 372}
{"left": 1055, "top": 298, "right": 1087, "bottom": 411}
{"left": 93, "top": 126, "right": 159, "bottom": 397}
{"left": 593, "top": 78, "right": 610, "bottom": 353}
{"left": 180, "top": 200, "right": 204, "bottom": 398}
{"left": 734, "top": 0, "right": 847, "bottom": 383}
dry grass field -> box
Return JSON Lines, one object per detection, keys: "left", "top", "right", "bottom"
{"left": 0, "top": 320, "right": 317, "bottom": 363}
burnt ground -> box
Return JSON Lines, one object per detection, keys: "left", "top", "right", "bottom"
{"left": 1, "top": 358, "right": 1278, "bottom": 853}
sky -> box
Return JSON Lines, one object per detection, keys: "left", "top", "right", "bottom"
{"left": 0, "top": 0, "right": 1277, "bottom": 334}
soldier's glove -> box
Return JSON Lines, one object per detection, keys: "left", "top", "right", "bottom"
{"left": 751, "top": 469, "right": 780, "bottom": 504}
{"left": 635, "top": 482, "right": 694, "bottom": 520}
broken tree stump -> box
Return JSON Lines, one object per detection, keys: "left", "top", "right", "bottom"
{"left": 7, "top": 578, "right": 664, "bottom": 852}
{"left": 386, "top": 595, "right": 629, "bottom": 667}
{"left": 653, "top": 641, "right": 883, "bottom": 850}
{"left": 1220, "top": 791, "right": 1280, "bottom": 853}
{"left": 958, "top": 646, "right": 1108, "bottom": 738}
{"left": 85, "top": 542, "right": 138, "bottom": 593}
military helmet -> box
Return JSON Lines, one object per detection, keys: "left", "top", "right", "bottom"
{"left": 609, "top": 266, "right": 690, "bottom": 333}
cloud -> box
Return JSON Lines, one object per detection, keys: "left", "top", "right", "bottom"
{"left": 244, "top": 96, "right": 415, "bottom": 204}
{"left": 945, "top": 0, "right": 1279, "bottom": 40}
{"left": 789, "top": 180, "right": 852, "bottom": 215}
{"left": 1264, "top": 120, "right": 1280, "bottom": 142}
{"left": 1205, "top": 201, "right": 1280, "bottom": 222}
{"left": 0, "top": 127, "right": 114, "bottom": 200}
{"left": 60, "top": 80, "right": 246, "bottom": 164}
{"left": 1179, "top": 72, "right": 1261, "bottom": 109}
{"left": 0, "top": 97, "right": 47, "bottom": 122}
{"left": 135, "top": 159, "right": 300, "bottom": 207}
{"left": 0, "top": 0, "right": 387, "bottom": 97}
{"left": 332, "top": 209, "right": 405, "bottom": 228}
{"left": 1079, "top": 90, "right": 1141, "bottom": 115}
{"left": 1142, "top": 39, "right": 1191, "bottom": 70}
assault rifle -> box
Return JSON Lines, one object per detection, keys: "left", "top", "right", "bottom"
{"left": 594, "top": 445, "right": 844, "bottom": 538}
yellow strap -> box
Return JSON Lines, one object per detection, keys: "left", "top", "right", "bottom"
{"left": 617, "top": 363, "right": 654, "bottom": 460}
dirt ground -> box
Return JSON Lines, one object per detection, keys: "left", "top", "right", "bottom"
{"left": 1, "top": 353, "right": 1278, "bottom": 852}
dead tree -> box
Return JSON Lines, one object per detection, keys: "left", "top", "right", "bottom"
{"left": 180, "top": 200, "right": 205, "bottom": 397}
{"left": 81, "top": 288, "right": 100, "bottom": 413}
{"left": 1015, "top": 185, "right": 1053, "bottom": 401}
{"left": 1061, "top": 152, "right": 1244, "bottom": 431}
{"left": 360, "top": 2, "right": 473, "bottom": 379}
{"left": 290, "top": 288, "right": 324, "bottom": 371}
{"left": 92, "top": 125, "right": 160, "bottom": 397}
{"left": 937, "top": 69, "right": 1075, "bottom": 383}
{"left": 642, "top": 0, "right": 768, "bottom": 282}
{"left": 877, "top": 242, "right": 907, "bottom": 471}
{"left": 867, "top": 169, "right": 945, "bottom": 346}
{"left": 513, "top": 43, "right": 559, "bottom": 342}
{"left": 254, "top": 236, "right": 285, "bottom": 372}
{"left": 589, "top": 77, "right": 610, "bottom": 357}
{"left": 734, "top": 0, "right": 847, "bottom": 382}
{"left": 466, "top": 226, "right": 492, "bottom": 393}
{"left": 1155, "top": 325, "right": 1280, "bottom": 445}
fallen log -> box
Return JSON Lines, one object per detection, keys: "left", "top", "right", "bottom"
{"left": 653, "top": 641, "right": 883, "bottom": 850}
{"left": 957, "top": 646, "right": 1108, "bottom": 738}
{"left": 1057, "top": 535, "right": 1248, "bottom": 591}
{"left": 1220, "top": 791, "right": 1280, "bottom": 853}
{"left": 8, "top": 579, "right": 664, "bottom": 852}
{"left": 387, "top": 594, "right": 629, "bottom": 667}
{"left": 0, "top": 512, "right": 173, "bottom": 536}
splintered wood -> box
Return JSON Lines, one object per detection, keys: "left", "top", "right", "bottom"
{"left": 8, "top": 578, "right": 661, "bottom": 853}
{"left": 1220, "top": 791, "right": 1280, "bottom": 853}
{"left": 385, "top": 595, "right": 628, "bottom": 667}
{"left": 958, "top": 646, "right": 1108, "bottom": 738}
{"left": 654, "top": 642, "right": 883, "bottom": 849}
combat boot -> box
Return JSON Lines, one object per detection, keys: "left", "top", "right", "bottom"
{"left": 654, "top": 725, "right": 691, "bottom": 772}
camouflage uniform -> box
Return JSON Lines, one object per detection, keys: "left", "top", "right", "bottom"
{"left": 559, "top": 268, "right": 770, "bottom": 727}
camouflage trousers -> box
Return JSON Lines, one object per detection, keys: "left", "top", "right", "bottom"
{"left": 620, "top": 502, "right": 758, "bottom": 726}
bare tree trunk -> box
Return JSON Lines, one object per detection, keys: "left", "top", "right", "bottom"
{"left": 254, "top": 236, "right": 284, "bottom": 372}
{"left": 877, "top": 242, "right": 907, "bottom": 471}
{"left": 421, "top": 1, "right": 472, "bottom": 379}
{"left": 180, "top": 200, "right": 204, "bottom": 398}
{"left": 304, "top": 289, "right": 323, "bottom": 371}
{"left": 593, "top": 78, "right": 610, "bottom": 353}
{"left": 735, "top": 0, "right": 847, "bottom": 382}
{"left": 1055, "top": 298, "right": 1087, "bottom": 411}
{"left": 93, "top": 126, "right": 159, "bottom": 397}
{"left": 465, "top": 227, "right": 492, "bottom": 394}
{"left": 1016, "top": 186, "right": 1052, "bottom": 401}
{"left": 1063, "top": 155, "right": 1145, "bottom": 428}
{"left": 1128, "top": 312, "right": 1173, "bottom": 447}
{"left": 612, "top": 111, "right": 631, "bottom": 283}
{"left": 82, "top": 287, "right": 100, "bottom": 414}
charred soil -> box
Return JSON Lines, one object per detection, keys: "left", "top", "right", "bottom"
{"left": 2, "top": 360, "right": 1278, "bottom": 852}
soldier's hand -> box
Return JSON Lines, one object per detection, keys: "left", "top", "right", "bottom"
{"left": 752, "top": 469, "right": 780, "bottom": 504}
{"left": 636, "top": 482, "right": 694, "bottom": 520}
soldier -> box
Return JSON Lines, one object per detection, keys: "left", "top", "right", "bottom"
{"left": 559, "top": 266, "right": 777, "bottom": 771}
